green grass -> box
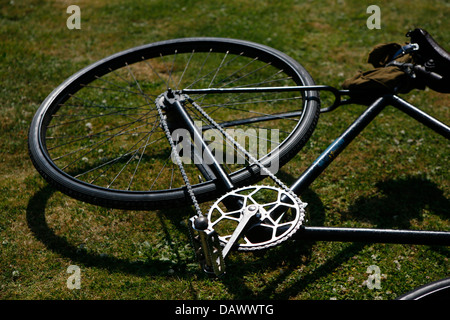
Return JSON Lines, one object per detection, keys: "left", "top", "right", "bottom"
{"left": 1, "top": 0, "right": 449, "bottom": 300}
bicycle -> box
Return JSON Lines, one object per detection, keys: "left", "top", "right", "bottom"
{"left": 28, "top": 28, "right": 449, "bottom": 277}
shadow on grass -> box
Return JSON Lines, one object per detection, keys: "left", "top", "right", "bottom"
{"left": 26, "top": 174, "right": 448, "bottom": 299}
{"left": 25, "top": 184, "right": 191, "bottom": 277}
{"left": 344, "top": 175, "right": 449, "bottom": 229}
{"left": 219, "top": 175, "right": 449, "bottom": 299}
{"left": 25, "top": 174, "right": 324, "bottom": 283}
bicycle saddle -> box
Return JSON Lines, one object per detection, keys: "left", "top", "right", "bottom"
{"left": 407, "top": 28, "right": 450, "bottom": 93}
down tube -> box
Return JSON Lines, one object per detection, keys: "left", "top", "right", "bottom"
{"left": 290, "top": 96, "right": 389, "bottom": 195}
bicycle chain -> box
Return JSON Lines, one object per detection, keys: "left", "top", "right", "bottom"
{"left": 187, "top": 97, "right": 307, "bottom": 211}
{"left": 155, "top": 93, "right": 203, "bottom": 217}
{"left": 155, "top": 91, "right": 306, "bottom": 251}
{"left": 187, "top": 96, "right": 307, "bottom": 250}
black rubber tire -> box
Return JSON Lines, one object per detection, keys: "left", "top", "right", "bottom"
{"left": 28, "top": 37, "right": 320, "bottom": 210}
{"left": 397, "top": 277, "right": 450, "bottom": 300}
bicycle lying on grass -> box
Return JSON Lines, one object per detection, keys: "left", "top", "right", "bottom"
{"left": 28, "top": 28, "right": 449, "bottom": 282}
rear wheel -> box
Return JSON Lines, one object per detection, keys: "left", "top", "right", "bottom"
{"left": 28, "top": 37, "right": 320, "bottom": 210}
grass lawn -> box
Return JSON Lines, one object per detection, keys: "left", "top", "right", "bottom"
{"left": 1, "top": 0, "right": 448, "bottom": 301}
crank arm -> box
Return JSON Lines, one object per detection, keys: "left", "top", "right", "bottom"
{"left": 221, "top": 205, "right": 260, "bottom": 258}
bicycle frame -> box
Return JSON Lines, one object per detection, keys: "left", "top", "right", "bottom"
{"left": 181, "top": 87, "right": 450, "bottom": 247}
{"left": 276, "top": 93, "right": 449, "bottom": 246}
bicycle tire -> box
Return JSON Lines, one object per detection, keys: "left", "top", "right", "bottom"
{"left": 28, "top": 37, "right": 320, "bottom": 210}
{"left": 397, "top": 277, "right": 450, "bottom": 300}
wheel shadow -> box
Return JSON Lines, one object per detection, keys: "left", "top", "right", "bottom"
{"left": 26, "top": 174, "right": 448, "bottom": 299}
{"left": 25, "top": 167, "right": 325, "bottom": 282}
{"left": 25, "top": 184, "right": 196, "bottom": 277}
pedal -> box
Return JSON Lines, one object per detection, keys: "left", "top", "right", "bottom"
{"left": 188, "top": 215, "right": 225, "bottom": 276}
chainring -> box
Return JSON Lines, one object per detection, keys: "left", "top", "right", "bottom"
{"left": 206, "top": 185, "right": 306, "bottom": 251}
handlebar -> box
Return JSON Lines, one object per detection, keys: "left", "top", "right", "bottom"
{"left": 388, "top": 60, "right": 444, "bottom": 82}
{"left": 413, "top": 64, "right": 444, "bottom": 82}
